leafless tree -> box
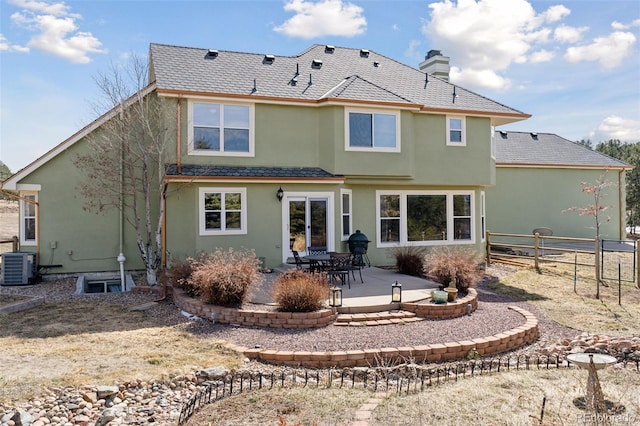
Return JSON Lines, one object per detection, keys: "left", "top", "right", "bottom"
{"left": 563, "top": 174, "right": 614, "bottom": 240}
{"left": 74, "top": 53, "right": 173, "bottom": 285}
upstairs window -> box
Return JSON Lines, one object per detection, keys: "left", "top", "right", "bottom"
{"left": 346, "top": 110, "right": 399, "bottom": 151}
{"left": 190, "top": 102, "right": 253, "bottom": 156}
{"left": 447, "top": 116, "right": 466, "bottom": 146}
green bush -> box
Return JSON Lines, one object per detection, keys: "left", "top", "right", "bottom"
{"left": 188, "top": 248, "right": 262, "bottom": 306}
{"left": 391, "top": 246, "right": 426, "bottom": 276}
{"left": 423, "top": 247, "right": 484, "bottom": 291}
{"left": 272, "top": 270, "right": 330, "bottom": 312}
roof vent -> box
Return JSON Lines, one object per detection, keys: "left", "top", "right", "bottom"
{"left": 312, "top": 59, "right": 323, "bottom": 69}
{"left": 263, "top": 54, "right": 275, "bottom": 64}
{"left": 499, "top": 130, "right": 508, "bottom": 138}
{"left": 205, "top": 49, "right": 219, "bottom": 59}
{"left": 373, "top": 61, "right": 380, "bottom": 67}
{"left": 360, "top": 49, "right": 370, "bottom": 58}
{"left": 530, "top": 132, "right": 538, "bottom": 139}
{"left": 325, "top": 45, "right": 335, "bottom": 53}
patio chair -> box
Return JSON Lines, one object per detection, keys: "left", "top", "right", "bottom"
{"left": 292, "top": 250, "right": 312, "bottom": 272}
{"left": 350, "top": 246, "right": 366, "bottom": 283}
{"left": 307, "top": 246, "right": 327, "bottom": 255}
{"left": 327, "top": 253, "right": 352, "bottom": 289}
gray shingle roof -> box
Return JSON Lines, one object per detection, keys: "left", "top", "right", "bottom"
{"left": 166, "top": 164, "right": 341, "bottom": 179}
{"left": 149, "top": 43, "right": 527, "bottom": 118}
{"left": 495, "top": 131, "right": 630, "bottom": 168}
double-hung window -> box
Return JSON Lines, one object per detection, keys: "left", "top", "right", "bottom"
{"left": 340, "top": 189, "right": 352, "bottom": 240}
{"left": 190, "top": 101, "right": 253, "bottom": 156}
{"left": 346, "top": 110, "right": 400, "bottom": 151}
{"left": 376, "top": 191, "right": 474, "bottom": 246}
{"left": 199, "top": 188, "right": 247, "bottom": 235}
{"left": 20, "top": 193, "right": 37, "bottom": 245}
{"left": 447, "top": 116, "right": 466, "bottom": 146}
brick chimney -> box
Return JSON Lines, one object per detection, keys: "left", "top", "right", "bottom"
{"left": 419, "top": 50, "right": 450, "bottom": 81}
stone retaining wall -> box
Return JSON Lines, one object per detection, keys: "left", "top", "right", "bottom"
{"left": 401, "top": 288, "right": 478, "bottom": 319}
{"left": 172, "top": 287, "right": 338, "bottom": 329}
{"left": 234, "top": 306, "right": 539, "bottom": 368}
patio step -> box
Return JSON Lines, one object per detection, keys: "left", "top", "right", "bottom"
{"left": 334, "top": 310, "right": 423, "bottom": 327}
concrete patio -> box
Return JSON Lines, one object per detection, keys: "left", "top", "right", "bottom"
{"left": 252, "top": 265, "right": 441, "bottom": 313}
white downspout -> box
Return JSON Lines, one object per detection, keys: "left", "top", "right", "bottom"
{"left": 118, "top": 101, "right": 126, "bottom": 292}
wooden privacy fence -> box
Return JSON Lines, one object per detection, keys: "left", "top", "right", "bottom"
{"left": 486, "top": 231, "right": 640, "bottom": 286}
{"left": 177, "top": 355, "right": 640, "bottom": 425}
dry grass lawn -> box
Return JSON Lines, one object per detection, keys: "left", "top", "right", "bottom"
{"left": 488, "top": 253, "right": 640, "bottom": 336}
{"left": 0, "top": 301, "right": 243, "bottom": 404}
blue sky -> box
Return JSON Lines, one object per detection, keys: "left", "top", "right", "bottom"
{"left": 1, "top": 0, "right": 639, "bottom": 172}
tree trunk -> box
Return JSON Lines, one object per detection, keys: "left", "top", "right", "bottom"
{"left": 146, "top": 266, "right": 157, "bottom": 286}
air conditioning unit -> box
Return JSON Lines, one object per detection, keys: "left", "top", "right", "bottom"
{"left": 1, "top": 252, "right": 37, "bottom": 285}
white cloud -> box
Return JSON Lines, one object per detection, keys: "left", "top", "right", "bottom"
{"left": 404, "top": 39, "right": 422, "bottom": 61}
{"left": 589, "top": 116, "right": 640, "bottom": 143}
{"left": 7, "top": 0, "right": 105, "bottom": 63}
{"left": 553, "top": 24, "right": 588, "bottom": 43}
{"left": 529, "top": 49, "right": 555, "bottom": 63}
{"left": 612, "top": 19, "right": 640, "bottom": 30}
{"left": 564, "top": 31, "right": 636, "bottom": 69}
{"left": 450, "top": 66, "right": 511, "bottom": 91}
{"left": 423, "top": 0, "right": 573, "bottom": 90}
{"left": 274, "top": 0, "right": 366, "bottom": 39}
{"left": 0, "top": 33, "right": 29, "bottom": 53}
{"left": 539, "top": 5, "right": 570, "bottom": 23}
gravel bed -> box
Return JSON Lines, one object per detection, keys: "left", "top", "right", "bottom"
{"left": 0, "top": 267, "right": 577, "bottom": 355}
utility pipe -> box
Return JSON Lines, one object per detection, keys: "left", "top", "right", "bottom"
{"left": 118, "top": 101, "right": 126, "bottom": 292}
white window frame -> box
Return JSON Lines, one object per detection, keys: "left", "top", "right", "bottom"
{"left": 20, "top": 192, "right": 37, "bottom": 246}
{"left": 345, "top": 108, "right": 401, "bottom": 152}
{"left": 199, "top": 187, "right": 247, "bottom": 236}
{"left": 375, "top": 190, "right": 475, "bottom": 247}
{"left": 340, "top": 189, "right": 353, "bottom": 241}
{"left": 446, "top": 115, "right": 466, "bottom": 146}
{"left": 188, "top": 100, "right": 255, "bottom": 157}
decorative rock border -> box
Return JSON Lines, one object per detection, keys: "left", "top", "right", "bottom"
{"left": 402, "top": 288, "right": 478, "bottom": 319}
{"left": 232, "top": 306, "right": 539, "bottom": 368}
{"left": 172, "top": 287, "right": 338, "bottom": 329}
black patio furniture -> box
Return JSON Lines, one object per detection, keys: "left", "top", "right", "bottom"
{"left": 350, "top": 246, "right": 367, "bottom": 283}
{"left": 307, "top": 246, "right": 328, "bottom": 255}
{"left": 292, "top": 250, "right": 312, "bottom": 272}
{"left": 327, "top": 252, "right": 352, "bottom": 289}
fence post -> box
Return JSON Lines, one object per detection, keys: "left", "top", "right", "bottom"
{"left": 12, "top": 235, "right": 19, "bottom": 252}
{"left": 594, "top": 238, "right": 600, "bottom": 299}
{"left": 636, "top": 241, "right": 640, "bottom": 289}
{"left": 534, "top": 232, "right": 540, "bottom": 270}
{"left": 486, "top": 231, "right": 492, "bottom": 264}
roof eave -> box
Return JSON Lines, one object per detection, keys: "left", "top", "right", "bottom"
{"left": 496, "top": 162, "right": 633, "bottom": 170}
{"left": 164, "top": 175, "right": 345, "bottom": 184}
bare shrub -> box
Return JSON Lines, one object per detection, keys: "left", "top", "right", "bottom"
{"left": 424, "top": 247, "right": 484, "bottom": 291}
{"left": 166, "top": 259, "right": 198, "bottom": 297}
{"left": 272, "top": 270, "right": 330, "bottom": 312}
{"left": 189, "top": 248, "right": 262, "bottom": 306}
{"left": 391, "top": 246, "right": 426, "bottom": 276}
